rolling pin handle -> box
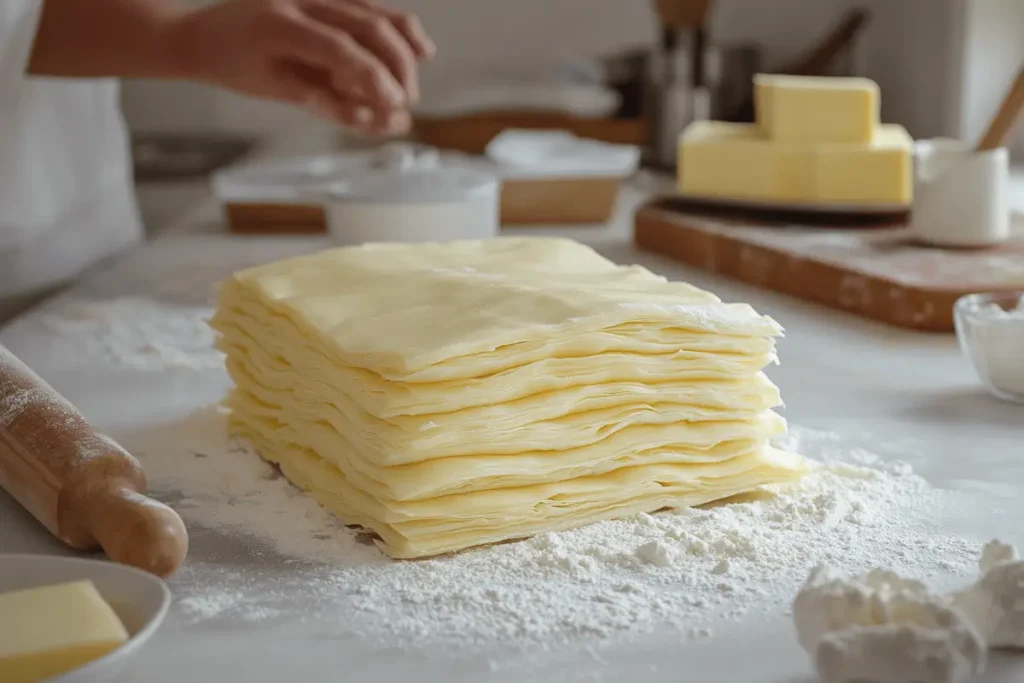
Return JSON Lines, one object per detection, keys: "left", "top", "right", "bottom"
{"left": 1, "top": 343, "right": 190, "bottom": 576}
{"left": 81, "top": 481, "right": 190, "bottom": 578}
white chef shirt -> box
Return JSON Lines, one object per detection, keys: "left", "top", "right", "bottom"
{"left": 0, "top": 0, "right": 142, "bottom": 320}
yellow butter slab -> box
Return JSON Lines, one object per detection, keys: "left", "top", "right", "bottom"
{"left": 679, "top": 121, "right": 815, "bottom": 203}
{"left": 0, "top": 580, "right": 128, "bottom": 683}
{"left": 755, "top": 73, "right": 879, "bottom": 144}
{"left": 678, "top": 121, "right": 912, "bottom": 207}
{"left": 815, "top": 125, "right": 914, "bottom": 205}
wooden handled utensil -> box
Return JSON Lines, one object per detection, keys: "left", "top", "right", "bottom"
{"left": 976, "top": 64, "right": 1024, "bottom": 151}
{"left": 0, "top": 343, "right": 188, "bottom": 577}
{"left": 653, "top": 0, "right": 715, "bottom": 31}
{"left": 781, "top": 9, "right": 870, "bottom": 77}
{"left": 725, "top": 9, "right": 871, "bottom": 122}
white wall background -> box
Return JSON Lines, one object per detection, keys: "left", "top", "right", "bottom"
{"left": 121, "top": 0, "right": 1020, "bottom": 150}
{"left": 954, "top": 0, "right": 1024, "bottom": 151}
{"left": 123, "top": 0, "right": 858, "bottom": 134}
{"left": 846, "top": 0, "right": 959, "bottom": 140}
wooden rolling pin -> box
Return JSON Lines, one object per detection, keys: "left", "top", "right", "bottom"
{"left": 0, "top": 343, "right": 188, "bottom": 577}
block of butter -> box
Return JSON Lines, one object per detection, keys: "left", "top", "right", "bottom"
{"left": 679, "top": 121, "right": 912, "bottom": 207}
{"left": 755, "top": 74, "right": 880, "bottom": 144}
{"left": 0, "top": 580, "right": 129, "bottom": 683}
{"left": 816, "top": 126, "right": 913, "bottom": 205}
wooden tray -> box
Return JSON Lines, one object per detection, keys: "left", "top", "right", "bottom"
{"left": 413, "top": 111, "right": 648, "bottom": 154}
{"left": 501, "top": 177, "right": 622, "bottom": 225}
{"left": 224, "top": 203, "right": 326, "bottom": 235}
{"left": 633, "top": 197, "right": 1024, "bottom": 332}
{"left": 224, "top": 177, "right": 624, "bottom": 233}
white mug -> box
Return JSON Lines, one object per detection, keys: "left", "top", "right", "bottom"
{"left": 911, "top": 138, "right": 1010, "bottom": 248}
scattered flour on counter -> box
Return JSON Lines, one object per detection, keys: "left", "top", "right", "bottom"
{"left": 149, "top": 264, "right": 226, "bottom": 305}
{"left": 123, "top": 407, "right": 981, "bottom": 649}
{"left": 178, "top": 591, "right": 247, "bottom": 621}
{"left": 37, "top": 297, "right": 222, "bottom": 371}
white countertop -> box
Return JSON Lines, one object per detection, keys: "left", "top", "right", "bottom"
{"left": 3, "top": 137, "right": 1024, "bottom": 681}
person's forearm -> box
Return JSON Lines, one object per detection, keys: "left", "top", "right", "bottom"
{"left": 23, "top": 0, "right": 434, "bottom": 135}
{"left": 28, "top": 0, "right": 190, "bottom": 78}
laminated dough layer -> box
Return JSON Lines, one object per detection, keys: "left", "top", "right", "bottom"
{"left": 210, "top": 237, "right": 807, "bottom": 558}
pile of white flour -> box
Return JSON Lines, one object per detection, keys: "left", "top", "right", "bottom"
{"left": 36, "top": 297, "right": 223, "bottom": 371}
{"left": 119, "top": 407, "right": 980, "bottom": 649}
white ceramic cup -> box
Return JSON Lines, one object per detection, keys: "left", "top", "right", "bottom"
{"left": 322, "top": 168, "right": 500, "bottom": 246}
{"left": 911, "top": 138, "right": 1010, "bottom": 248}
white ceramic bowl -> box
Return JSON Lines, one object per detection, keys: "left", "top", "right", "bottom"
{"left": 0, "top": 554, "right": 171, "bottom": 681}
{"left": 212, "top": 143, "right": 440, "bottom": 202}
{"left": 322, "top": 168, "right": 500, "bottom": 246}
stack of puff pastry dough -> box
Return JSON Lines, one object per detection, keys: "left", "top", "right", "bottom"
{"left": 210, "top": 237, "right": 806, "bottom": 559}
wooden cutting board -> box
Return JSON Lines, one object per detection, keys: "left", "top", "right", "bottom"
{"left": 634, "top": 197, "right": 1024, "bottom": 332}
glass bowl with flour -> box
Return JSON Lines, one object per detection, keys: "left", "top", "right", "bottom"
{"left": 955, "top": 290, "right": 1024, "bottom": 403}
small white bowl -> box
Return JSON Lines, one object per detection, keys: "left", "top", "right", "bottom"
{"left": 0, "top": 554, "right": 171, "bottom": 681}
{"left": 322, "top": 168, "right": 500, "bottom": 246}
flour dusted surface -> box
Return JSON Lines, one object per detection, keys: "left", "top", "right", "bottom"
{"left": 36, "top": 297, "right": 223, "bottom": 371}
{"left": 121, "top": 407, "right": 980, "bottom": 649}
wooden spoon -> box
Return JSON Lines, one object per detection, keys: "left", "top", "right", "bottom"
{"left": 976, "top": 64, "right": 1024, "bottom": 151}
{"left": 653, "top": 0, "right": 716, "bottom": 31}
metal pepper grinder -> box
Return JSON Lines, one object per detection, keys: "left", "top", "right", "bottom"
{"left": 646, "top": 0, "right": 717, "bottom": 169}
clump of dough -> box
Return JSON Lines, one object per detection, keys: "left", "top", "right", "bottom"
{"left": 954, "top": 539, "right": 1024, "bottom": 649}
{"left": 794, "top": 565, "right": 985, "bottom": 683}
{"left": 793, "top": 565, "right": 929, "bottom": 651}
{"left": 978, "top": 539, "right": 1018, "bottom": 574}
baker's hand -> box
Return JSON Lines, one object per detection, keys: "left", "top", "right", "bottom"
{"left": 168, "top": 0, "right": 435, "bottom": 134}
